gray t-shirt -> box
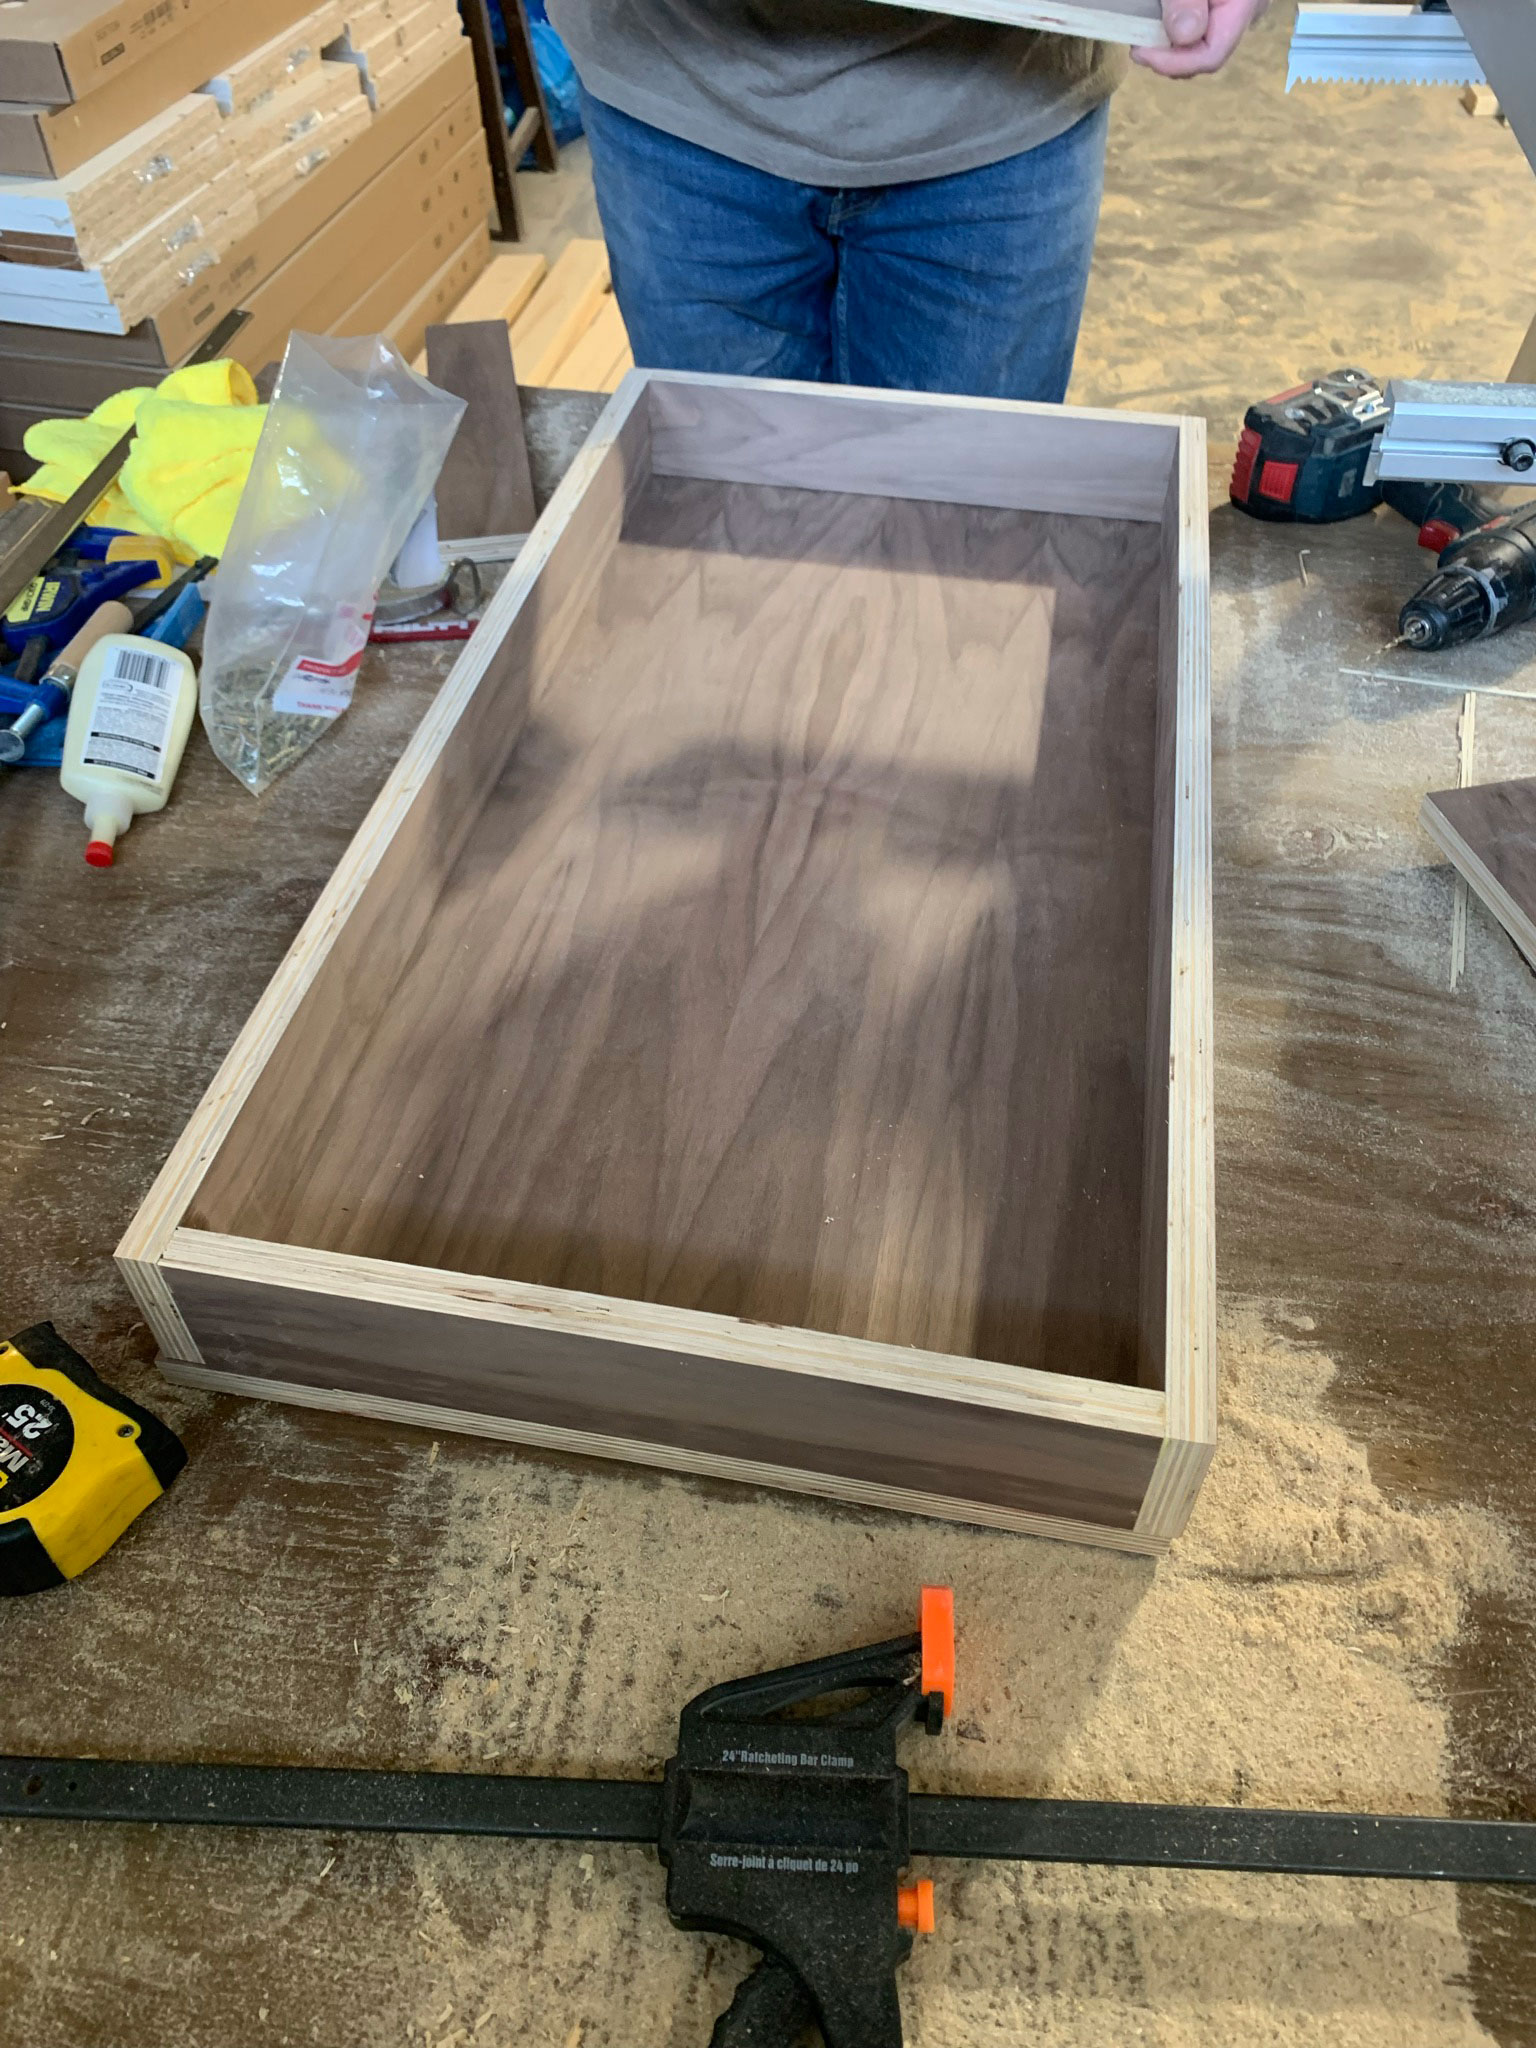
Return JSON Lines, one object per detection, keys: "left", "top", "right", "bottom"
{"left": 546, "top": 2, "right": 1126, "bottom": 187}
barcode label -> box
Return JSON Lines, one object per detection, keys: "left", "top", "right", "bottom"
{"left": 82, "top": 644, "right": 180, "bottom": 782}
{"left": 107, "top": 647, "right": 173, "bottom": 689}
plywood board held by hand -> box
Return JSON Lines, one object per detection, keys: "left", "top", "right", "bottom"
{"left": 869, "top": 0, "right": 1166, "bottom": 42}
{"left": 426, "top": 319, "right": 536, "bottom": 539}
{"left": 511, "top": 237, "right": 611, "bottom": 385}
{"left": 1421, "top": 778, "right": 1536, "bottom": 970}
{"left": 118, "top": 371, "right": 1213, "bottom": 1555}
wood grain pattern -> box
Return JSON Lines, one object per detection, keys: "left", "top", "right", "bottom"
{"left": 1421, "top": 777, "right": 1536, "bottom": 969}
{"left": 157, "top": 1356, "right": 1171, "bottom": 1550}
{"left": 426, "top": 319, "right": 537, "bottom": 539}
{"left": 163, "top": 1228, "right": 1167, "bottom": 1434}
{"left": 116, "top": 376, "right": 656, "bottom": 1352}
{"left": 645, "top": 374, "right": 1181, "bottom": 523}
{"left": 869, "top": 0, "right": 1167, "bottom": 40}
{"left": 548, "top": 292, "right": 630, "bottom": 392}
{"left": 439, "top": 249, "right": 547, "bottom": 328}
{"left": 189, "top": 475, "right": 1165, "bottom": 1388}
{"left": 511, "top": 237, "right": 611, "bottom": 385}
{"left": 159, "top": 1251, "right": 1164, "bottom": 1527}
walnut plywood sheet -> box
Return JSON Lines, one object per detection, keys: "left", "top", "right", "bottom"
{"left": 119, "top": 372, "right": 1213, "bottom": 1551}
{"left": 1421, "top": 777, "right": 1536, "bottom": 969}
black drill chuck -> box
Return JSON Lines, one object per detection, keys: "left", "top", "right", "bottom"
{"left": 1400, "top": 503, "right": 1536, "bottom": 651}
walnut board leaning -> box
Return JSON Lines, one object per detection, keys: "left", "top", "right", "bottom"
{"left": 118, "top": 370, "right": 1214, "bottom": 1553}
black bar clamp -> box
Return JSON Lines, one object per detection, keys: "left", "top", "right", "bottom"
{"left": 658, "top": 1588, "right": 953, "bottom": 2048}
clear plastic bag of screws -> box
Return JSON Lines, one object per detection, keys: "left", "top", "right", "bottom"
{"left": 198, "top": 331, "right": 464, "bottom": 794}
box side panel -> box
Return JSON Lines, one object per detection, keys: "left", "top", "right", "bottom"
{"left": 117, "top": 381, "right": 655, "bottom": 1337}
{"left": 160, "top": 1353, "right": 1167, "bottom": 1551}
{"left": 1135, "top": 417, "right": 1215, "bottom": 1543}
{"left": 644, "top": 375, "right": 1181, "bottom": 523}
{"left": 160, "top": 1262, "right": 1162, "bottom": 1529}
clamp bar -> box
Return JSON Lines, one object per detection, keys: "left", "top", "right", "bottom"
{"left": 0, "top": 1754, "right": 663, "bottom": 1844}
{"left": 6, "top": 1753, "right": 1536, "bottom": 1886}
{"left": 908, "top": 1794, "right": 1536, "bottom": 1883}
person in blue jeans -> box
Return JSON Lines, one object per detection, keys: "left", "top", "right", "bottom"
{"left": 546, "top": 0, "right": 1268, "bottom": 402}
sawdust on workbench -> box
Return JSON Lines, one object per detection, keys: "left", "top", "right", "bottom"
{"left": 372, "top": 1307, "right": 1517, "bottom": 2048}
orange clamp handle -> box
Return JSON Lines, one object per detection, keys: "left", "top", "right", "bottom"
{"left": 919, "top": 1585, "right": 954, "bottom": 1720}
{"left": 897, "top": 1880, "right": 935, "bottom": 1934}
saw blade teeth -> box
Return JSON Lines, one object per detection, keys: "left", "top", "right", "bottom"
{"left": 1287, "top": 66, "right": 1488, "bottom": 87}
{"left": 1287, "top": 5, "right": 1484, "bottom": 90}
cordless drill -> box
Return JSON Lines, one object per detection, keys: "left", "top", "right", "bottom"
{"left": 1398, "top": 501, "right": 1536, "bottom": 651}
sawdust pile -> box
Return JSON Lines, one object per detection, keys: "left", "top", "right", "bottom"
{"left": 375, "top": 1308, "right": 1516, "bottom": 2048}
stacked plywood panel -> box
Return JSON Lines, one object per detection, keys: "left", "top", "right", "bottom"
{"left": 421, "top": 239, "right": 635, "bottom": 393}
{"left": 0, "top": 0, "right": 494, "bottom": 471}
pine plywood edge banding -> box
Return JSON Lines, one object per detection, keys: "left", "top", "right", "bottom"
{"left": 119, "top": 371, "right": 1214, "bottom": 1551}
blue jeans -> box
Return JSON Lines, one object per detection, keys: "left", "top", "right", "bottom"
{"left": 579, "top": 89, "right": 1110, "bottom": 403}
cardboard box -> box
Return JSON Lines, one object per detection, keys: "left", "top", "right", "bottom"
{"left": 0, "top": 42, "right": 476, "bottom": 374}
{"left": 0, "top": 398, "right": 55, "bottom": 459}
{"left": 0, "top": 0, "right": 315, "bottom": 176}
{"left": 332, "top": 133, "right": 488, "bottom": 331}
{"left": 201, "top": 2, "right": 342, "bottom": 116}
{"left": 224, "top": 52, "right": 358, "bottom": 154}
{"left": 0, "top": 163, "right": 256, "bottom": 330}
{"left": 0, "top": 344, "right": 165, "bottom": 411}
{"left": 2, "top": 0, "right": 230, "bottom": 111}
{"left": 0, "top": 95, "right": 224, "bottom": 263}
{"left": 248, "top": 94, "right": 369, "bottom": 215}
{"left": 230, "top": 119, "right": 490, "bottom": 368}
{"left": 378, "top": 219, "right": 486, "bottom": 364}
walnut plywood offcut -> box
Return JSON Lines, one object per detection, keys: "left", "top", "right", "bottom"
{"left": 1421, "top": 777, "right": 1536, "bottom": 969}
{"left": 425, "top": 318, "right": 537, "bottom": 539}
{"left": 119, "top": 371, "right": 1213, "bottom": 1550}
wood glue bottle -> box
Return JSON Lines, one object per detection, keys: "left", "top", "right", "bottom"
{"left": 60, "top": 629, "right": 198, "bottom": 866}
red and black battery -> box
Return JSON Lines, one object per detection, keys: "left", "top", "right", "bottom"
{"left": 1231, "top": 368, "right": 1511, "bottom": 550}
{"left": 1230, "top": 368, "right": 1392, "bottom": 523}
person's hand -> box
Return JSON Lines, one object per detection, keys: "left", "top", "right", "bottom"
{"left": 1132, "top": 0, "right": 1270, "bottom": 76}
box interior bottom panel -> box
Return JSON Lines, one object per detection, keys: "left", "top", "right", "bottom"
{"left": 189, "top": 475, "right": 1166, "bottom": 1389}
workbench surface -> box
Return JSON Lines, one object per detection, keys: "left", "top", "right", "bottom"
{"left": 6, "top": 14, "right": 1536, "bottom": 2035}
{"left": 3, "top": 413, "right": 1534, "bottom": 2048}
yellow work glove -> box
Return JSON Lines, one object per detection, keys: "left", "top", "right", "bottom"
{"left": 14, "top": 359, "right": 261, "bottom": 556}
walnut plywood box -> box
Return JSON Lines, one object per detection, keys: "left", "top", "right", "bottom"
{"left": 119, "top": 372, "right": 1214, "bottom": 1553}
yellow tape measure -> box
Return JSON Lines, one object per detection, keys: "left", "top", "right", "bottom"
{"left": 0, "top": 1324, "right": 185, "bottom": 1597}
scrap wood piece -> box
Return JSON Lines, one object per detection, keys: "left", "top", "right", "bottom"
{"left": 511, "top": 237, "right": 612, "bottom": 385}
{"left": 1421, "top": 776, "right": 1536, "bottom": 971}
{"left": 869, "top": 0, "right": 1165, "bottom": 42}
{"left": 425, "top": 318, "right": 537, "bottom": 540}
{"left": 546, "top": 293, "right": 629, "bottom": 392}
{"left": 443, "top": 250, "right": 548, "bottom": 329}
